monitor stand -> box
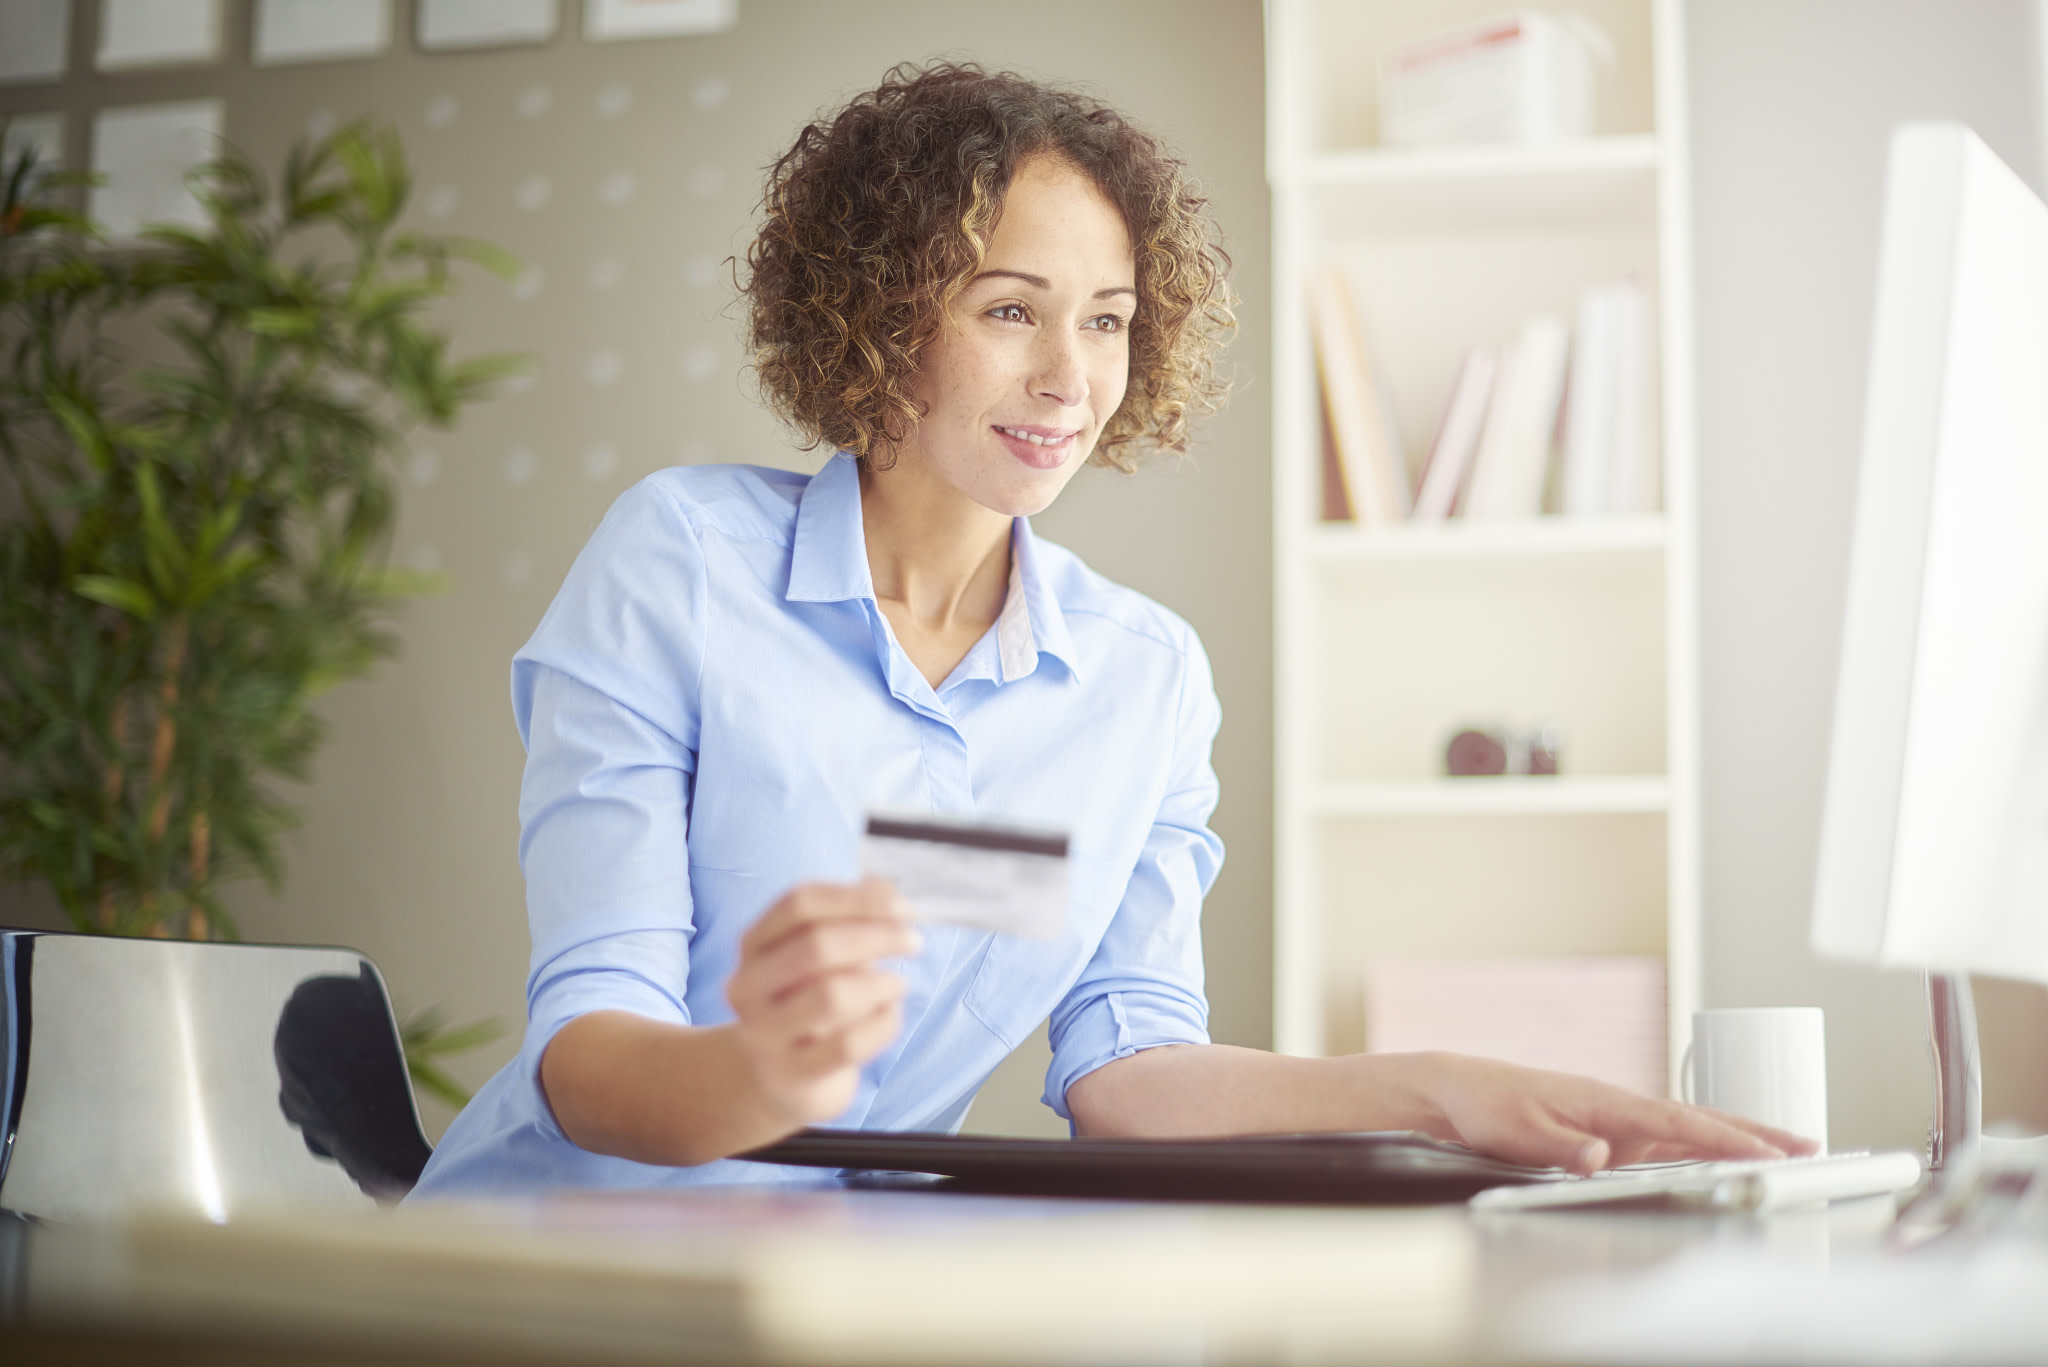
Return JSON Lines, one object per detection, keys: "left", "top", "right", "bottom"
{"left": 1926, "top": 972, "right": 1980, "bottom": 1171}
{"left": 1926, "top": 971, "right": 2048, "bottom": 1172}
{"left": 1897, "top": 973, "right": 2048, "bottom": 1245}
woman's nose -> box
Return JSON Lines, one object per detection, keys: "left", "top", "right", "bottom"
{"left": 1032, "top": 331, "right": 1088, "bottom": 407}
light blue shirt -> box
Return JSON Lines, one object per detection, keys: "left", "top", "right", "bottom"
{"left": 412, "top": 455, "right": 1223, "bottom": 1195}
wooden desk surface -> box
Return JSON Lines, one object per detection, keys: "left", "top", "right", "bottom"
{"left": 0, "top": 1184, "right": 1910, "bottom": 1366}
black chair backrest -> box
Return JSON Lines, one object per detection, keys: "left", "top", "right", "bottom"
{"left": 1, "top": 930, "right": 431, "bottom": 1223}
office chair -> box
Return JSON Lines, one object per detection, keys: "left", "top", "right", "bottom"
{"left": 0, "top": 929, "right": 433, "bottom": 1223}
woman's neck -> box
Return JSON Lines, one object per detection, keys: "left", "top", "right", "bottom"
{"left": 858, "top": 446, "right": 1012, "bottom": 671}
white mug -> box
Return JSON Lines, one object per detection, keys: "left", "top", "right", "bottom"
{"left": 1682, "top": 1007, "right": 1828, "bottom": 1152}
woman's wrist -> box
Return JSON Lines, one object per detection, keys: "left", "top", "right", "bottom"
{"left": 541, "top": 1013, "right": 802, "bottom": 1167}
{"left": 1328, "top": 1050, "right": 1460, "bottom": 1139}
{"left": 692, "top": 1020, "right": 815, "bottom": 1148}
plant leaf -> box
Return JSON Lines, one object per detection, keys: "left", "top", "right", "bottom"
{"left": 406, "top": 1058, "right": 473, "bottom": 1110}
{"left": 244, "top": 307, "right": 319, "bottom": 338}
{"left": 415, "top": 1017, "right": 506, "bottom": 1058}
{"left": 71, "top": 574, "right": 157, "bottom": 619}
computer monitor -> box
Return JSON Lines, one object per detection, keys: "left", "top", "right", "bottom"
{"left": 1812, "top": 122, "right": 2048, "bottom": 1166}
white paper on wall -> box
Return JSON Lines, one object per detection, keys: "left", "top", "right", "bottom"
{"left": 584, "top": 0, "right": 735, "bottom": 42}
{"left": 417, "top": 0, "right": 557, "bottom": 50}
{"left": 3, "top": 113, "right": 66, "bottom": 172}
{"left": 0, "top": 0, "right": 71, "bottom": 85}
{"left": 96, "top": 0, "right": 221, "bottom": 70}
{"left": 91, "top": 99, "right": 224, "bottom": 238}
{"left": 254, "top": 0, "right": 392, "bottom": 66}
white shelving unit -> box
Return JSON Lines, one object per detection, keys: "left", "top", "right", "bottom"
{"left": 1268, "top": 0, "right": 1701, "bottom": 1088}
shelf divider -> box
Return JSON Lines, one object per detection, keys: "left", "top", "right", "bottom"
{"left": 1295, "top": 134, "right": 1662, "bottom": 187}
{"left": 1312, "top": 776, "right": 1672, "bottom": 817}
{"left": 1304, "top": 516, "right": 1667, "bottom": 565}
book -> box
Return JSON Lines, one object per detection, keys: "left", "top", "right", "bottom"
{"left": 1562, "top": 280, "right": 1656, "bottom": 517}
{"left": 1365, "top": 955, "right": 1667, "bottom": 1097}
{"left": 1319, "top": 407, "right": 1354, "bottom": 521}
{"left": 1462, "top": 315, "right": 1569, "bottom": 520}
{"left": 1604, "top": 281, "right": 1658, "bottom": 514}
{"left": 1562, "top": 290, "right": 1615, "bottom": 516}
{"left": 1308, "top": 266, "right": 1411, "bottom": 527}
{"left": 1411, "top": 348, "right": 1497, "bottom": 523}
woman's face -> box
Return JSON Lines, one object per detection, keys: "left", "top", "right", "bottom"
{"left": 896, "top": 155, "right": 1135, "bottom": 517}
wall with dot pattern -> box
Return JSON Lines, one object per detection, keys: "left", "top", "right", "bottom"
{"left": 0, "top": 0, "right": 1272, "bottom": 1139}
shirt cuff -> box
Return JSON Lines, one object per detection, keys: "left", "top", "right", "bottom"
{"left": 1042, "top": 989, "right": 1210, "bottom": 1121}
{"left": 521, "top": 939, "right": 694, "bottom": 1144}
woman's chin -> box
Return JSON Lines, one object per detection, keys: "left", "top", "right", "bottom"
{"left": 978, "top": 464, "right": 1082, "bottom": 519}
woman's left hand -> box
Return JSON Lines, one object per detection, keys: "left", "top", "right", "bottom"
{"left": 1417, "top": 1052, "right": 1821, "bottom": 1175}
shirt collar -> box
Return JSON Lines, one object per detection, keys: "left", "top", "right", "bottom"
{"left": 786, "top": 452, "right": 1080, "bottom": 684}
{"left": 1007, "top": 516, "right": 1079, "bottom": 684}
{"left": 787, "top": 454, "right": 873, "bottom": 604}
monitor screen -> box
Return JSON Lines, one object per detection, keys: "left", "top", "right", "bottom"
{"left": 1812, "top": 122, "right": 2048, "bottom": 988}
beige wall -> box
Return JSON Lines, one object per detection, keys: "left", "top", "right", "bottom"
{"left": 0, "top": 0, "right": 1272, "bottom": 1138}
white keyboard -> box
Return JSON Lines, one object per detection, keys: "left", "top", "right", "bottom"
{"left": 1469, "top": 1149, "right": 1925, "bottom": 1214}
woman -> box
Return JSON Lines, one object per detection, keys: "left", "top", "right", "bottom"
{"left": 413, "top": 64, "right": 1806, "bottom": 1195}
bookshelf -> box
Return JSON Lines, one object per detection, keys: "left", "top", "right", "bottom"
{"left": 1268, "top": 0, "right": 1700, "bottom": 1086}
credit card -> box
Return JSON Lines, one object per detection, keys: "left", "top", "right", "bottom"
{"left": 860, "top": 812, "right": 1069, "bottom": 939}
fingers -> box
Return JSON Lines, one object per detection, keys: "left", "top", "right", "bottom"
{"left": 749, "top": 965, "right": 907, "bottom": 1049}
{"left": 788, "top": 993, "right": 904, "bottom": 1073}
{"left": 730, "top": 879, "right": 921, "bottom": 1016}
{"left": 1432, "top": 1056, "right": 1808, "bottom": 1175}
{"left": 741, "top": 878, "right": 914, "bottom": 960}
{"left": 1580, "top": 1095, "right": 1806, "bottom": 1170}
{"left": 1695, "top": 1106, "right": 1822, "bottom": 1157}
{"left": 730, "top": 962, "right": 906, "bottom": 1123}
{"left": 743, "top": 915, "right": 923, "bottom": 1007}
{"left": 726, "top": 880, "right": 921, "bottom": 1122}
{"left": 1521, "top": 1100, "right": 1773, "bottom": 1174}
{"left": 1636, "top": 1099, "right": 1790, "bottom": 1162}
{"left": 1494, "top": 1107, "right": 1615, "bottom": 1176}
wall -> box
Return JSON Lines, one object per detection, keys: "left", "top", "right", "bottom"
{"left": 1689, "top": 0, "right": 2048, "bottom": 1148}
{"left": 0, "top": 0, "right": 1272, "bottom": 1140}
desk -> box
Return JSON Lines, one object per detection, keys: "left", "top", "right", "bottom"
{"left": 2, "top": 1185, "right": 2041, "bottom": 1365}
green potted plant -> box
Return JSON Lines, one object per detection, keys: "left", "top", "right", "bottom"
{"left": 0, "top": 122, "right": 516, "bottom": 1097}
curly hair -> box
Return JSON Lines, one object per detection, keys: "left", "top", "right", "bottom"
{"left": 742, "top": 62, "right": 1235, "bottom": 472}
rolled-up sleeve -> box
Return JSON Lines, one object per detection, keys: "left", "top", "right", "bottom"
{"left": 508, "top": 482, "right": 707, "bottom": 1139}
{"left": 1042, "top": 625, "right": 1225, "bottom": 1119}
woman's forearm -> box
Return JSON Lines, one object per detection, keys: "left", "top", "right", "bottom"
{"left": 1064, "top": 1044, "right": 1451, "bottom": 1139}
{"left": 539, "top": 1011, "right": 800, "bottom": 1166}
{"left": 1066, "top": 1043, "right": 1811, "bottom": 1174}
{"left": 539, "top": 884, "right": 919, "bottom": 1167}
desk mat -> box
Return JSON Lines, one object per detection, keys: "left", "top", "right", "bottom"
{"left": 739, "top": 1129, "right": 1563, "bottom": 1204}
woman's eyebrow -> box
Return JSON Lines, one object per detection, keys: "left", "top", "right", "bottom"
{"left": 970, "top": 268, "right": 1136, "bottom": 300}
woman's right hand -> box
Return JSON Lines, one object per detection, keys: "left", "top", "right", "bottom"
{"left": 725, "top": 877, "right": 923, "bottom": 1126}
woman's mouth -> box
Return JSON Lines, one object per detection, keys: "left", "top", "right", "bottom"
{"left": 993, "top": 424, "right": 1078, "bottom": 469}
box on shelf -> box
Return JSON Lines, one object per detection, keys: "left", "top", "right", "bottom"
{"left": 1365, "top": 954, "right": 1667, "bottom": 1095}
{"left": 1379, "top": 11, "right": 1615, "bottom": 150}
